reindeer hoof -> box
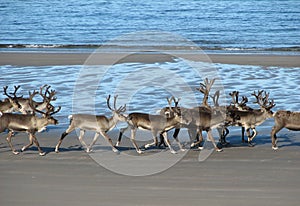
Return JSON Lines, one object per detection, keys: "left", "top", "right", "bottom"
{"left": 272, "top": 146, "right": 279, "bottom": 150}
{"left": 12, "top": 150, "right": 20, "bottom": 155}
{"left": 112, "top": 148, "right": 119, "bottom": 153}
{"left": 170, "top": 150, "right": 177, "bottom": 154}
{"left": 145, "top": 144, "right": 151, "bottom": 149}
{"left": 180, "top": 148, "right": 186, "bottom": 152}
{"left": 216, "top": 148, "right": 223, "bottom": 152}
{"left": 191, "top": 143, "right": 196, "bottom": 147}
{"left": 39, "top": 152, "right": 46, "bottom": 156}
{"left": 137, "top": 150, "right": 144, "bottom": 154}
{"left": 21, "top": 146, "right": 26, "bottom": 152}
{"left": 198, "top": 146, "right": 204, "bottom": 150}
{"left": 55, "top": 148, "right": 59, "bottom": 153}
{"left": 115, "top": 142, "right": 120, "bottom": 147}
{"left": 248, "top": 142, "right": 255, "bottom": 147}
{"left": 86, "top": 148, "right": 92, "bottom": 153}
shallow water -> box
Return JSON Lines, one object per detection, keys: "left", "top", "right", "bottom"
{"left": 1, "top": 60, "right": 299, "bottom": 132}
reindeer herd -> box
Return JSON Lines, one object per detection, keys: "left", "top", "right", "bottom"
{"left": 0, "top": 80, "right": 300, "bottom": 156}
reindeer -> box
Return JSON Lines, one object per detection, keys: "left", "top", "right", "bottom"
{"left": 116, "top": 97, "right": 191, "bottom": 154}
{"left": 0, "top": 86, "right": 22, "bottom": 113}
{"left": 55, "top": 95, "right": 127, "bottom": 153}
{"left": 271, "top": 110, "right": 300, "bottom": 150}
{"left": 8, "top": 85, "right": 57, "bottom": 114}
{"left": 0, "top": 91, "right": 61, "bottom": 156}
{"left": 157, "top": 79, "right": 224, "bottom": 152}
{"left": 217, "top": 90, "right": 254, "bottom": 144}
{"left": 227, "top": 90, "right": 275, "bottom": 146}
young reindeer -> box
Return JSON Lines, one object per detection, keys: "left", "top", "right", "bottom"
{"left": 55, "top": 95, "right": 127, "bottom": 153}
{"left": 117, "top": 97, "right": 191, "bottom": 154}
{"left": 271, "top": 111, "right": 300, "bottom": 150}
{"left": 0, "top": 91, "right": 61, "bottom": 156}
{"left": 0, "top": 86, "right": 22, "bottom": 113}
{"left": 227, "top": 90, "right": 275, "bottom": 146}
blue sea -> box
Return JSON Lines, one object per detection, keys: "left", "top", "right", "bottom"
{"left": 0, "top": 0, "right": 299, "bottom": 53}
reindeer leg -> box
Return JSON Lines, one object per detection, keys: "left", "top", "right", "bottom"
{"left": 189, "top": 127, "right": 198, "bottom": 147}
{"left": 78, "top": 129, "right": 88, "bottom": 150}
{"left": 158, "top": 133, "right": 167, "bottom": 147}
{"left": 116, "top": 126, "right": 128, "bottom": 146}
{"left": 241, "top": 127, "right": 245, "bottom": 143}
{"left": 207, "top": 130, "right": 222, "bottom": 152}
{"left": 246, "top": 128, "right": 257, "bottom": 147}
{"left": 271, "top": 125, "right": 282, "bottom": 150}
{"left": 98, "top": 131, "right": 119, "bottom": 153}
{"left": 218, "top": 126, "right": 229, "bottom": 146}
{"left": 55, "top": 125, "right": 75, "bottom": 153}
{"left": 6, "top": 130, "right": 19, "bottom": 155}
{"left": 86, "top": 132, "right": 100, "bottom": 153}
{"left": 21, "top": 133, "right": 34, "bottom": 152}
{"left": 130, "top": 128, "right": 143, "bottom": 154}
{"left": 161, "top": 132, "right": 176, "bottom": 154}
{"left": 197, "top": 130, "right": 205, "bottom": 150}
{"left": 145, "top": 130, "right": 158, "bottom": 150}
{"left": 30, "top": 134, "right": 45, "bottom": 156}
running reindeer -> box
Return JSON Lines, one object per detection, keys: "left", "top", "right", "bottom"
{"left": 116, "top": 96, "right": 191, "bottom": 154}
{"left": 0, "top": 91, "right": 61, "bottom": 156}
{"left": 55, "top": 95, "right": 127, "bottom": 153}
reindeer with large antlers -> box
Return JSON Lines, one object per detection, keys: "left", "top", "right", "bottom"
{"left": 55, "top": 95, "right": 127, "bottom": 153}
{"left": 227, "top": 90, "right": 275, "bottom": 146}
{"left": 117, "top": 97, "right": 191, "bottom": 154}
{"left": 0, "top": 86, "right": 22, "bottom": 113}
{"left": 7, "top": 85, "right": 57, "bottom": 114}
{"left": 0, "top": 91, "right": 61, "bottom": 156}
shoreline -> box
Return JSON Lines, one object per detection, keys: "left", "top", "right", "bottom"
{"left": 0, "top": 51, "right": 299, "bottom": 67}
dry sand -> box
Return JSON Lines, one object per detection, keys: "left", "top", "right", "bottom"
{"left": 1, "top": 52, "right": 300, "bottom": 206}
{"left": 0, "top": 52, "right": 299, "bottom": 67}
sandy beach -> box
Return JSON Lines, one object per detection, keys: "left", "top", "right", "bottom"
{"left": 0, "top": 127, "right": 300, "bottom": 206}
{"left": 0, "top": 52, "right": 300, "bottom": 67}
{"left": 1, "top": 51, "right": 300, "bottom": 206}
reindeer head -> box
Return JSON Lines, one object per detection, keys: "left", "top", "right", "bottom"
{"left": 29, "top": 90, "right": 61, "bottom": 125}
{"left": 3, "top": 86, "right": 22, "bottom": 111}
{"left": 106, "top": 95, "right": 127, "bottom": 122}
{"left": 167, "top": 96, "right": 192, "bottom": 125}
{"left": 252, "top": 90, "right": 276, "bottom": 117}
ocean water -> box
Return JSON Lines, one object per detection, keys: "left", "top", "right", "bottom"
{"left": 0, "top": 0, "right": 299, "bottom": 53}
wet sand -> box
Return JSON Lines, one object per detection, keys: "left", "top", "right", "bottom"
{"left": 0, "top": 52, "right": 300, "bottom": 67}
{"left": 0, "top": 128, "right": 300, "bottom": 206}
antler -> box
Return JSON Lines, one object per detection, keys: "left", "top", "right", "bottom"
{"left": 211, "top": 90, "right": 220, "bottom": 107}
{"left": 29, "top": 90, "right": 61, "bottom": 116}
{"left": 196, "top": 78, "right": 216, "bottom": 108}
{"left": 252, "top": 90, "right": 275, "bottom": 110}
{"left": 40, "top": 85, "right": 57, "bottom": 102}
{"left": 106, "top": 95, "right": 126, "bottom": 113}
{"left": 229, "top": 91, "right": 239, "bottom": 106}
{"left": 3, "top": 85, "right": 23, "bottom": 99}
